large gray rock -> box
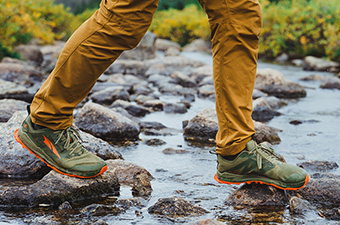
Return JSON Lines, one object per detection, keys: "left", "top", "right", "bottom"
{"left": 0, "top": 79, "right": 33, "bottom": 102}
{"left": 320, "top": 76, "right": 340, "bottom": 90}
{"left": 14, "top": 45, "right": 43, "bottom": 66}
{"left": 74, "top": 102, "right": 140, "bottom": 142}
{"left": 183, "top": 39, "right": 212, "bottom": 53}
{"left": 303, "top": 56, "right": 339, "bottom": 72}
{"left": 105, "top": 60, "right": 147, "bottom": 76}
{"left": 0, "top": 62, "right": 45, "bottom": 87}
{"left": 226, "top": 183, "right": 286, "bottom": 206}
{"left": 252, "top": 97, "right": 281, "bottom": 122}
{"left": 118, "top": 31, "right": 157, "bottom": 61}
{"left": 170, "top": 71, "right": 197, "bottom": 88}
{"left": 0, "top": 99, "right": 27, "bottom": 122}
{"left": 255, "top": 69, "right": 306, "bottom": 98}
{"left": 183, "top": 108, "right": 281, "bottom": 144}
{"left": 148, "top": 197, "right": 208, "bottom": 217}
{"left": 0, "top": 165, "right": 120, "bottom": 207}
{"left": 155, "top": 38, "right": 181, "bottom": 51}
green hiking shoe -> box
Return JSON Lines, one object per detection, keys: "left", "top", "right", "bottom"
{"left": 14, "top": 115, "right": 107, "bottom": 178}
{"left": 214, "top": 140, "right": 309, "bottom": 190}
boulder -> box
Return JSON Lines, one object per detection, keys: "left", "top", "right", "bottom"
{"left": 183, "top": 39, "right": 212, "bottom": 53}
{"left": 148, "top": 197, "right": 208, "bottom": 217}
{"left": 0, "top": 79, "right": 33, "bottom": 102}
{"left": 14, "top": 45, "right": 43, "bottom": 66}
{"left": 90, "top": 86, "right": 130, "bottom": 105}
{"left": 140, "top": 121, "right": 179, "bottom": 136}
{"left": 110, "top": 99, "right": 151, "bottom": 117}
{"left": 163, "top": 103, "right": 187, "bottom": 114}
{"left": 297, "top": 160, "right": 339, "bottom": 172}
{"left": 0, "top": 99, "right": 27, "bottom": 122}
{"left": 165, "top": 47, "right": 181, "bottom": 57}
{"left": 74, "top": 102, "right": 140, "bottom": 142}
{"left": 320, "top": 76, "right": 340, "bottom": 90}
{"left": 105, "top": 60, "right": 147, "bottom": 76}
{"left": 252, "top": 97, "right": 281, "bottom": 122}
{"left": 289, "top": 196, "right": 314, "bottom": 215}
{"left": 170, "top": 71, "right": 197, "bottom": 88}
{"left": 197, "top": 84, "right": 215, "bottom": 100}
{"left": 303, "top": 56, "right": 339, "bottom": 72}
{"left": 155, "top": 38, "right": 181, "bottom": 51}
{"left": 145, "top": 138, "right": 166, "bottom": 146}
{"left": 255, "top": 68, "right": 306, "bottom": 98}
{"left": 190, "top": 66, "right": 213, "bottom": 83}
{"left": 253, "top": 121, "right": 281, "bottom": 144}
{"left": 131, "top": 172, "right": 153, "bottom": 197}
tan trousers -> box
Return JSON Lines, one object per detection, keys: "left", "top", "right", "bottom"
{"left": 30, "top": 0, "right": 262, "bottom": 156}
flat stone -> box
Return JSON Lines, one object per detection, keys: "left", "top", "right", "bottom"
{"left": 111, "top": 99, "right": 151, "bottom": 117}
{"left": 297, "top": 160, "right": 339, "bottom": 172}
{"left": 0, "top": 79, "right": 33, "bottom": 102}
{"left": 0, "top": 99, "right": 27, "bottom": 122}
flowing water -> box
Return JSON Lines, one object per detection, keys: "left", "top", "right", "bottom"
{"left": 0, "top": 52, "right": 339, "bottom": 224}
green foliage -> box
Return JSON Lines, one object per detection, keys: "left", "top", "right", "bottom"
{"left": 149, "top": 5, "right": 210, "bottom": 46}
{"left": 259, "top": 0, "right": 340, "bottom": 61}
{"left": 158, "top": 0, "right": 201, "bottom": 10}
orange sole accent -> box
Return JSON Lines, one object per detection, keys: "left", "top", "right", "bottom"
{"left": 14, "top": 129, "right": 108, "bottom": 179}
{"left": 214, "top": 173, "right": 310, "bottom": 191}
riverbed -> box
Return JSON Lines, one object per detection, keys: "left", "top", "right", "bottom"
{"left": 0, "top": 52, "right": 339, "bottom": 224}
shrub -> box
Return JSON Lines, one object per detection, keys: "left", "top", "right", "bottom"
{"left": 149, "top": 5, "right": 210, "bottom": 46}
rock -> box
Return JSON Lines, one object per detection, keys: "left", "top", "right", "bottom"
{"left": 162, "top": 148, "right": 190, "bottom": 155}
{"left": 111, "top": 99, "right": 151, "bottom": 117}
{"left": 148, "top": 197, "right": 208, "bottom": 217}
{"left": 147, "top": 74, "right": 173, "bottom": 86}
{"left": 0, "top": 79, "right": 33, "bottom": 102}
{"left": 190, "top": 66, "right": 213, "bottom": 83}
{"left": 184, "top": 109, "right": 281, "bottom": 145}
{"left": 275, "top": 53, "right": 289, "bottom": 64}
{"left": 289, "top": 196, "right": 314, "bottom": 214}
{"left": 0, "top": 111, "right": 50, "bottom": 179}
{"left": 155, "top": 39, "right": 181, "bottom": 51}
{"left": 90, "top": 86, "right": 130, "bottom": 105}
{"left": 183, "top": 39, "right": 212, "bottom": 53}
{"left": 252, "top": 89, "right": 267, "bottom": 99}
{"left": 0, "top": 99, "right": 27, "bottom": 122}
{"left": 254, "top": 121, "right": 281, "bottom": 144}
{"left": 198, "top": 84, "right": 215, "bottom": 100}
{"left": 158, "top": 82, "right": 195, "bottom": 96}
{"left": 263, "top": 96, "right": 287, "bottom": 109}
{"left": 135, "top": 95, "right": 159, "bottom": 105}
{"left": 80, "top": 204, "right": 123, "bottom": 216}
{"left": 291, "top": 59, "right": 304, "bottom": 67}
{"left": 0, "top": 62, "right": 45, "bottom": 87}
{"left": 164, "top": 103, "right": 187, "bottom": 114}
{"left": 319, "top": 208, "right": 340, "bottom": 220}
{"left": 297, "top": 160, "right": 339, "bottom": 172}
{"left": 105, "top": 60, "right": 147, "bottom": 76}
{"left": 0, "top": 166, "right": 120, "bottom": 207}
{"left": 58, "top": 201, "right": 72, "bottom": 211}
{"left": 198, "top": 76, "right": 214, "bottom": 87}
{"left": 118, "top": 31, "right": 157, "bottom": 61}
{"left": 140, "top": 121, "right": 178, "bottom": 136}
{"left": 300, "top": 74, "right": 329, "bottom": 82}
{"left": 39, "top": 41, "right": 65, "bottom": 58}
{"left": 170, "top": 71, "right": 197, "bottom": 88}
{"left": 14, "top": 45, "right": 43, "bottom": 66}
{"left": 145, "top": 138, "right": 166, "bottom": 146}
{"left": 252, "top": 97, "right": 281, "bottom": 122}
{"left": 320, "top": 77, "right": 340, "bottom": 90}
{"left": 143, "top": 99, "right": 164, "bottom": 111}
{"left": 165, "top": 47, "right": 181, "bottom": 57}
{"left": 303, "top": 56, "right": 339, "bottom": 72}
{"left": 131, "top": 172, "right": 153, "bottom": 197}
{"left": 132, "top": 83, "right": 154, "bottom": 96}
{"left": 290, "top": 120, "right": 303, "bottom": 125}
{"left": 115, "top": 198, "right": 144, "bottom": 209}
{"left": 105, "top": 73, "right": 148, "bottom": 86}
{"left": 226, "top": 183, "right": 286, "bottom": 206}
{"left": 106, "top": 159, "right": 153, "bottom": 185}
{"left": 255, "top": 68, "right": 306, "bottom": 98}
{"left": 93, "top": 219, "right": 109, "bottom": 225}
{"left": 190, "top": 219, "right": 226, "bottom": 225}
{"left": 1, "top": 57, "right": 26, "bottom": 65}
{"left": 74, "top": 102, "right": 140, "bottom": 142}
{"left": 297, "top": 174, "right": 340, "bottom": 205}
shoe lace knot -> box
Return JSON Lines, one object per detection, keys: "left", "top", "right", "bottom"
{"left": 55, "top": 126, "right": 84, "bottom": 156}
{"left": 249, "top": 143, "right": 284, "bottom": 170}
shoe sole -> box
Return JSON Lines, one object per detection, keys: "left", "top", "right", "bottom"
{"left": 214, "top": 173, "right": 309, "bottom": 190}
{"left": 14, "top": 129, "right": 107, "bottom": 179}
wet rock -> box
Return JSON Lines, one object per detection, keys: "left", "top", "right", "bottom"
{"left": 145, "top": 138, "right": 166, "bottom": 146}
{"left": 184, "top": 108, "right": 281, "bottom": 145}
{"left": 0, "top": 99, "right": 27, "bottom": 122}
{"left": 198, "top": 84, "right": 215, "bottom": 100}
{"left": 320, "top": 76, "right": 340, "bottom": 90}
{"left": 275, "top": 53, "right": 289, "bottom": 64}
{"left": 263, "top": 96, "right": 287, "bottom": 109}
{"left": 297, "top": 160, "right": 339, "bottom": 172}
{"left": 58, "top": 201, "right": 72, "bottom": 211}
{"left": 0, "top": 111, "right": 49, "bottom": 179}
{"left": 143, "top": 99, "right": 164, "bottom": 111}
{"left": 118, "top": 31, "right": 157, "bottom": 61}
{"left": 135, "top": 95, "right": 159, "bottom": 105}
{"left": 93, "top": 219, "right": 108, "bottom": 225}
{"left": 1, "top": 57, "right": 26, "bottom": 65}
{"left": 300, "top": 74, "right": 329, "bottom": 82}
{"left": 226, "top": 183, "right": 286, "bottom": 206}
{"left": 155, "top": 38, "right": 181, "bottom": 51}
{"left": 252, "top": 89, "right": 267, "bottom": 99}
{"left": 183, "top": 39, "right": 212, "bottom": 53}
{"left": 14, "top": 45, "right": 43, "bottom": 66}
{"left": 107, "top": 159, "right": 153, "bottom": 185}
{"left": 289, "top": 196, "right": 314, "bottom": 214}
{"left": 80, "top": 204, "right": 123, "bottom": 216}
{"left": 170, "top": 71, "right": 197, "bottom": 88}
{"left": 158, "top": 82, "right": 195, "bottom": 96}
{"left": 296, "top": 174, "right": 340, "bottom": 205}
{"left": 291, "top": 59, "right": 304, "bottom": 67}
{"left": 254, "top": 121, "right": 281, "bottom": 144}
{"left": 290, "top": 120, "right": 303, "bottom": 125}
{"left": 319, "top": 208, "right": 340, "bottom": 220}
{"left": 111, "top": 99, "right": 151, "bottom": 117}
{"left": 148, "top": 197, "right": 208, "bottom": 217}
{"left": 105, "top": 60, "right": 147, "bottom": 76}
{"left": 190, "top": 66, "right": 213, "bottom": 83}
{"left": 0, "top": 167, "right": 120, "bottom": 207}
{"left": 303, "top": 56, "right": 339, "bottom": 72}
{"left": 39, "top": 41, "right": 65, "bottom": 58}
{"left": 132, "top": 83, "right": 154, "bottom": 96}
{"left": 255, "top": 68, "right": 306, "bottom": 98}
{"left": 190, "top": 219, "right": 226, "bottom": 225}
{"left": 147, "top": 74, "right": 173, "bottom": 86}
{"left": 132, "top": 172, "right": 153, "bottom": 197}
{"left": 90, "top": 86, "right": 130, "bottom": 105}
{"left": 0, "top": 79, "right": 34, "bottom": 102}
{"left": 162, "top": 148, "right": 190, "bottom": 155}
{"left": 140, "top": 121, "right": 178, "bottom": 136}
{"left": 164, "top": 103, "right": 187, "bottom": 114}
{"left": 106, "top": 73, "right": 147, "bottom": 86}
{"left": 0, "top": 62, "right": 45, "bottom": 87}
{"left": 252, "top": 97, "right": 281, "bottom": 122}
{"left": 165, "top": 47, "right": 181, "bottom": 57}
{"left": 74, "top": 102, "right": 140, "bottom": 142}
{"left": 115, "top": 198, "right": 144, "bottom": 209}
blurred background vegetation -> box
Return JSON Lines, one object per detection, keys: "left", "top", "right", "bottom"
{"left": 0, "top": 0, "right": 339, "bottom": 62}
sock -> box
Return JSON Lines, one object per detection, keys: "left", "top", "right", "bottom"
{"left": 221, "top": 149, "right": 244, "bottom": 161}
{"left": 32, "top": 122, "right": 47, "bottom": 130}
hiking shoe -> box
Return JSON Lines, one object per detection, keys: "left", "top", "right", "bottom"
{"left": 14, "top": 115, "right": 107, "bottom": 178}
{"left": 214, "top": 140, "right": 309, "bottom": 190}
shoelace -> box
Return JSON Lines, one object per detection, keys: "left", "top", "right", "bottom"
{"left": 249, "top": 143, "right": 284, "bottom": 169}
{"left": 55, "top": 126, "right": 84, "bottom": 156}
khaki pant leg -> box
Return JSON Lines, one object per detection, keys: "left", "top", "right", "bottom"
{"left": 199, "top": 0, "right": 262, "bottom": 156}
{"left": 31, "top": 0, "right": 159, "bottom": 130}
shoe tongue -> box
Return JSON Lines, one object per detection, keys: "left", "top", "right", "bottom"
{"left": 246, "top": 140, "right": 257, "bottom": 151}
